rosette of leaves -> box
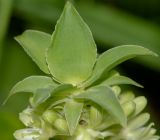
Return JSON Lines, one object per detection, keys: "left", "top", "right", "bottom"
{"left": 5, "top": 1, "right": 159, "bottom": 140}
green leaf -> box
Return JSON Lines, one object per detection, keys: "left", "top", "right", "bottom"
{"left": 15, "top": 30, "right": 51, "bottom": 74}
{"left": 4, "top": 76, "right": 57, "bottom": 104}
{"left": 49, "top": 84, "right": 76, "bottom": 104}
{"left": 46, "top": 2, "right": 97, "bottom": 85}
{"left": 31, "top": 87, "right": 54, "bottom": 107}
{"left": 14, "top": 0, "right": 160, "bottom": 71}
{"left": 50, "top": 84, "right": 75, "bottom": 97}
{"left": 100, "top": 75, "right": 143, "bottom": 88}
{"left": 75, "top": 86, "right": 126, "bottom": 127}
{"left": 79, "top": 3, "right": 160, "bottom": 71}
{"left": 84, "top": 45, "right": 157, "bottom": 87}
{"left": 38, "top": 84, "right": 76, "bottom": 111}
{"left": 64, "top": 100, "right": 83, "bottom": 135}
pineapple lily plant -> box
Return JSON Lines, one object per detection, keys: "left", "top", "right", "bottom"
{"left": 5, "top": 1, "right": 159, "bottom": 140}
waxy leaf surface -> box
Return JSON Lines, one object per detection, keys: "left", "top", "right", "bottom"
{"left": 84, "top": 45, "right": 157, "bottom": 87}
{"left": 47, "top": 2, "right": 97, "bottom": 85}
{"left": 31, "top": 87, "right": 54, "bottom": 107}
{"left": 38, "top": 84, "right": 75, "bottom": 110}
{"left": 64, "top": 100, "right": 83, "bottom": 135}
{"left": 4, "top": 76, "right": 57, "bottom": 104}
{"left": 100, "top": 75, "right": 143, "bottom": 87}
{"left": 75, "top": 86, "right": 126, "bottom": 127}
{"left": 15, "top": 30, "right": 51, "bottom": 74}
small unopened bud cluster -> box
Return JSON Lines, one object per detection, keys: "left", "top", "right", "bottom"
{"left": 14, "top": 105, "right": 72, "bottom": 140}
{"left": 106, "top": 87, "right": 160, "bottom": 140}
{"left": 14, "top": 86, "right": 159, "bottom": 140}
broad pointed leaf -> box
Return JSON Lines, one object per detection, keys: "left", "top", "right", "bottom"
{"left": 75, "top": 86, "right": 126, "bottom": 127}
{"left": 49, "top": 84, "right": 76, "bottom": 105}
{"left": 31, "top": 87, "right": 54, "bottom": 107}
{"left": 15, "top": 30, "right": 51, "bottom": 74}
{"left": 64, "top": 100, "right": 83, "bottom": 135}
{"left": 50, "top": 84, "right": 75, "bottom": 97}
{"left": 4, "top": 76, "right": 57, "bottom": 104}
{"left": 84, "top": 45, "right": 157, "bottom": 87}
{"left": 100, "top": 75, "right": 143, "bottom": 88}
{"left": 38, "top": 84, "right": 76, "bottom": 111}
{"left": 46, "top": 2, "right": 97, "bottom": 85}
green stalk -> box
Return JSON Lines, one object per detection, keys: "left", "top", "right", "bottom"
{"left": 0, "top": 0, "right": 13, "bottom": 64}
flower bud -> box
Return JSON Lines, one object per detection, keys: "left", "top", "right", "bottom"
{"left": 40, "top": 120, "right": 55, "bottom": 139}
{"left": 119, "top": 91, "right": 135, "bottom": 104}
{"left": 108, "top": 70, "right": 120, "bottom": 77}
{"left": 111, "top": 86, "right": 121, "bottom": 97}
{"left": 87, "top": 129, "right": 113, "bottom": 139}
{"left": 147, "top": 128, "right": 157, "bottom": 136}
{"left": 141, "top": 123, "right": 154, "bottom": 137}
{"left": 14, "top": 128, "right": 42, "bottom": 140}
{"left": 122, "top": 101, "right": 136, "bottom": 117}
{"left": 74, "top": 127, "right": 93, "bottom": 140}
{"left": 133, "top": 96, "right": 147, "bottom": 116}
{"left": 54, "top": 118, "right": 68, "bottom": 133}
{"left": 42, "top": 110, "right": 59, "bottom": 125}
{"left": 90, "top": 106, "right": 102, "bottom": 128}
{"left": 128, "top": 113, "right": 150, "bottom": 130}
{"left": 19, "top": 107, "right": 41, "bottom": 127}
{"left": 76, "top": 133, "right": 93, "bottom": 140}
{"left": 123, "top": 127, "right": 144, "bottom": 139}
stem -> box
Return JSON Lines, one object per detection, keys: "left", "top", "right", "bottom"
{"left": 0, "top": 0, "right": 13, "bottom": 64}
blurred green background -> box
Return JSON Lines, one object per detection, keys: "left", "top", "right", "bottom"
{"left": 0, "top": 0, "right": 160, "bottom": 139}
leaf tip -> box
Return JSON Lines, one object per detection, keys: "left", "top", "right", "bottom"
{"left": 152, "top": 52, "right": 159, "bottom": 57}
{"left": 65, "top": 1, "right": 73, "bottom": 7}
{"left": 141, "top": 46, "right": 158, "bottom": 57}
{"left": 136, "top": 83, "right": 144, "bottom": 88}
{"left": 2, "top": 95, "right": 10, "bottom": 106}
{"left": 14, "top": 30, "right": 28, "bottom": 42}
{"left": 14, "top": 33, "right": 24, "bottom": 47}
{"left": 145, "top": 48, "right": 159, "bottom": 57}
{"left": 14, "top": 35, "right": 20, "bottom": 42}
{"left": 64, "top": 1, "right": 78, "bottom": 17}
{"left": 64, "top": 1, "right": 73, "bottom": 12}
